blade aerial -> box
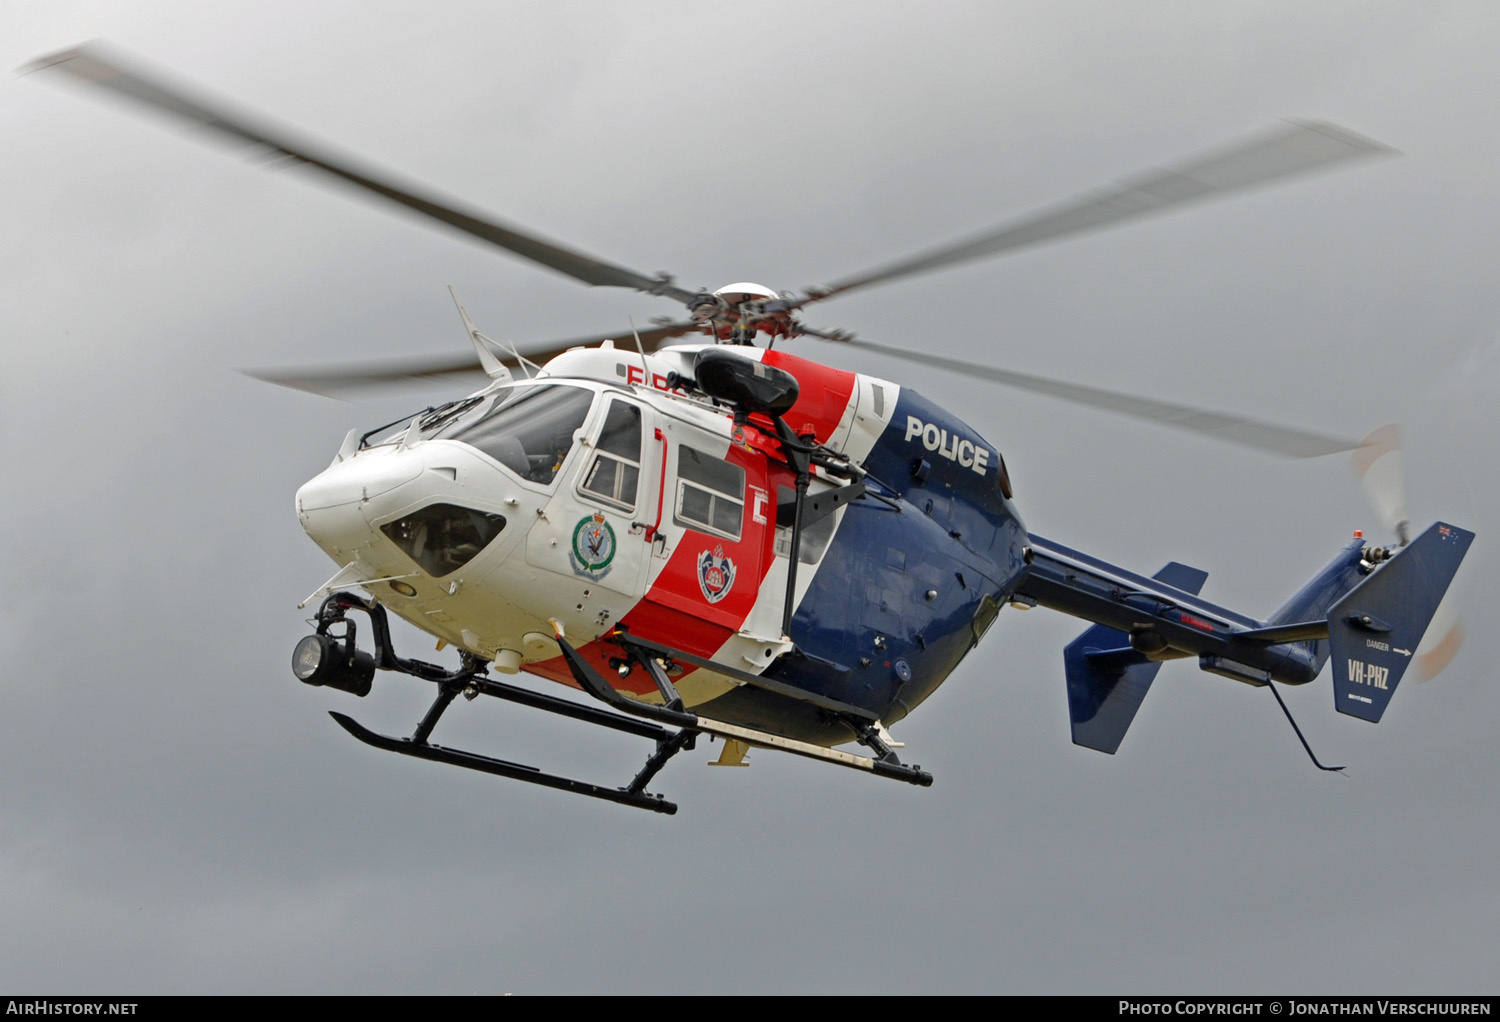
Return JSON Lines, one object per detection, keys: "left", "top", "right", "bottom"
{"left": 800, "top": 121, "right": 1394, "bottom": 307}
{"left": 245, "top": 320, "right": 703, "bottom": 396}
{"left": 23, "top": 42, "right": 699, "bottom": 305}
{"left": 834, "top": 337, "right": 1363, "bottom": 458}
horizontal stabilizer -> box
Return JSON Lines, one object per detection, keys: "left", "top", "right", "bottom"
{"left": 1065, "top": 561, "right": 1207, "bottom": 753}
{"left": 1236, "top": 620, "right": 1329, "bottom": 644}
{"left": 1331, "top": 522, "right": 1473, "bottom": 722}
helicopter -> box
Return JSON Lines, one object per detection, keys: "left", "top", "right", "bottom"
{"left": 27, "top": 43, "right": 1473, "bottom": 815}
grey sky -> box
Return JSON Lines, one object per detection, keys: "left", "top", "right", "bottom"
{"left": 3, "top": 1, "right": 1498, "bottom": 994}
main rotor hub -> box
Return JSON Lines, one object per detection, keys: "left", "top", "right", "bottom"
{"left": 712, "top": 281, "right": 778, "bottom": 305}
{"left": 696, "top": 281, "right": 797, "bottom": 343}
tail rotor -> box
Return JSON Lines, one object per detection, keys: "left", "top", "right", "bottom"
{"left": 1350, "top": 423, "right": 1410, "bottom": 547}
{"left": 1349, "top": 423, "right": 1465, "bottom": 680}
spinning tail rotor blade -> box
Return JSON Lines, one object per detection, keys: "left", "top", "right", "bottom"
{"left": 23, "top": 43, "right": 699, "bottom": 305}
{"left": 835, "top": 337, "right": 1363, "bottom": 458}
{"left": 1415, "top": 598, "right": 1464, "bottom": 680}
{"left": 245, "top": 319, "right": 702, "bottom": 396}
{"left": 1348, "top": 423, "right": 1410, "bottom": 545}
{"left": 1345, "top": 424, "right": 1465, "bottom": 678}
{"left": 800, "top": 121, "right": 1394, "bottom": 308}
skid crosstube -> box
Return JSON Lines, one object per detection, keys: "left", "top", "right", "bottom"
{"left": 328, "top": 667, "right": 694, "bottom": 814}
{"left": 311, "top": 592, "right": 692, "bottom": 814}
{"left": 313, "top": 592, "right": 931, "bottom": 814}
{"left": 556, "top": 627, "right": 934, "bottom": 788}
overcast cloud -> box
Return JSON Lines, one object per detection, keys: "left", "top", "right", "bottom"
{"left": 2, "top": 1, "right": 1498, "bottom": 994}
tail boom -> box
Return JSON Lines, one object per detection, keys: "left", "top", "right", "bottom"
{"left": 1018, "top": 522, "right": 1473, "bottom": 751}
{"left": 1019, "top": 535, "right": 1323, "bottom": 687}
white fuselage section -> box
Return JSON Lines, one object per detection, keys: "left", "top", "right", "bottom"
{"left": 296, "top": 341, "right": 900, "bottom": 707}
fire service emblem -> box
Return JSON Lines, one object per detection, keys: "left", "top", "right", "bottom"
{"left": 570, "top": 511, "right": 616, "bottom": 579}
{"left": 697, "top": 545, "right": 737, "bottom": 603}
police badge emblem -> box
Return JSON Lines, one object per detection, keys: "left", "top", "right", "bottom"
{"left": 570, "top": 511, "right": 616, "bottom": 579}
{"left": 697, "top": 544, "right": 736, "bottom": 603}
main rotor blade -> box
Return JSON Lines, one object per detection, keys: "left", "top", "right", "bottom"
{"left": 246, "top": 320, "right": 703, "bottom": 396}
{"left": 801, "top": 121, "right": 1394, "bottom": 307}
{"left": 836, "top": 337, "right": 1363, "bottom": 458}
{"left": 24, "top": 43, "right": 699, "bottom": 305}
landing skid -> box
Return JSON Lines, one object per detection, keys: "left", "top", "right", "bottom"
{"left": 329, "top": 680, "right": 689, "bottom": 814}
{"left": 302, "top": 591, "right": 930, "bottom": 814}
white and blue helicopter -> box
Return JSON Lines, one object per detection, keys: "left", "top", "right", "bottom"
{"left": 29, "top": 44, "right": 1473, "bottom": 814}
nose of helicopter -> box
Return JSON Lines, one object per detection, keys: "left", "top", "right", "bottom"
{"left": 297, "top": 445, "right": 425, "bottom": 512}
{"left": 296, "top": 445, "right": 427, "bottom": 558}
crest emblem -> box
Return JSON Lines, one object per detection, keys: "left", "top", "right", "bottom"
{"left": 570, "top": 512, "right": 616, "bottom": 579}
{"left": 697, "top": 545, "right": 736, "bottom": 603}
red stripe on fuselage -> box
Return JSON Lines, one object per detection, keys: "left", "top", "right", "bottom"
{"left": 760, "top": 349, "right": 856, "bottom": 445}
{"left": 530, "top": 351, "right": 857, "bottom": 700}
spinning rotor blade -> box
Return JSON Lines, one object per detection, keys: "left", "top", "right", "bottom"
{"left": 24, "top": 43, "right": 699, "bottom": 305}
{"left": 837, "top": 337, "right": 1363, "bottom": 458}
{"left": 800, "top": 121, "right": 1394, "bottom": 307}
{"left": 1415, "top": 599, "right": 1464, "bottom": 681}
{"left": 1345, "top": 424, "right": 1465, "bottom": 678}
{"left": 246, "top": 352, "right": 491, "bottom": 396}
{"left": 1348, "top": 423, "right": 1410, "bottom": 545}
{"left": 246, "top": 320, "right": 702, "bottom": 396}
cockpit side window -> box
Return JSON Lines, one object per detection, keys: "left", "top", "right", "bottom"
{"left": 674, "top": 446, "right": 744, "bottom": 541}
{"left": 579, "top": 401, "right": 642, "bottom": 511}
{"left": 449, "top": 385, "right": 593, "bottom": 485}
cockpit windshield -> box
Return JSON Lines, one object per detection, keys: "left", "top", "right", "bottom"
{"left": 442, "top": 384, "right": 594, "bottom": 485}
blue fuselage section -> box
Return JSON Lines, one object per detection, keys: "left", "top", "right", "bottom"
{"left": 696, "top": 388, "right": 1030, "bottom": 743}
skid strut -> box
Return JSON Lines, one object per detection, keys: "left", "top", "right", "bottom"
{"left": 557, "top": 626, "right": 933, "bottom": 788}
{"left": 307, "top": 592, "right": 930, "bottom": 814}
{"left": 308, "top": 593, "right": 692, "bottom": 814}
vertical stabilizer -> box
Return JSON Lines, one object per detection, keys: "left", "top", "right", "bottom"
{"left": 1330, "top": 522, "right": 1473, "bottom": 722}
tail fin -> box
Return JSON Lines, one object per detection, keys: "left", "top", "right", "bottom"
{"left": 1064, "top": 561, "right": 1208, "bottom": 753}
{"left": 1330, "top": 522, "right": 1474, "bottom": 722}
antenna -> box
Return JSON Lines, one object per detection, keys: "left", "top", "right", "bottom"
{"left": 1264, "top": 679, "right": 1344, "bottom": 773}
{"left": 493, "top": 331, "right": 543, "bottom": 379}
{"left": 447, "top": 285, "right": 511, "bottom": 383}
{"left": 629, "top": 316, "right": 649, "bottom": 379}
